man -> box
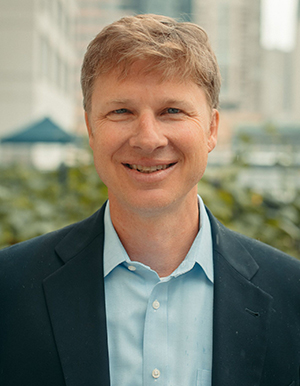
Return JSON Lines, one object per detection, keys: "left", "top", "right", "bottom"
{"left": 0, "top": 14, "right": 300, "bottom": 386}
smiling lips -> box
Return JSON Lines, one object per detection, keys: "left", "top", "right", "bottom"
{"left": 125, "top": 163, "right": 175, "bottom": 173}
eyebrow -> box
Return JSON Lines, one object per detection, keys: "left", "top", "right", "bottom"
{"left": 105, "top": 99, "right": 192, "bottom": 108}
{"left": 106, "top": 99, "right": 129, "bottom": 105}
{"left": 162, "top": 99, "right": 189, "bottom": 106}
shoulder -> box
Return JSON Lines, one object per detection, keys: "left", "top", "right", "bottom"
{"left": 229, "top": 226, "right": 299, "bottom": 273}
{"left": 0, "top": 206, "right": 105, "bottom": 278}
{"left": 207, "top": 207, "right": 298, "bottom": 259}
{"left": 207, "top": 208, "right": 300, "bottom": 283}
{"left": 0, "top": 219, "right": 76, "bottom": 263}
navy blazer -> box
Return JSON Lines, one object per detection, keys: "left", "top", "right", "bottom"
{"left": 1, "top": 203, "right": 300, "bottom": 386}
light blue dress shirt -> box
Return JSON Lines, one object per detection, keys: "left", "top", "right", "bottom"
{"left": 104, "top": 196, "right": 214, "bottom": 386}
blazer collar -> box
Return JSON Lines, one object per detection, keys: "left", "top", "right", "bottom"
{"left": 207, "top": 209, "right": 273, "bottom": 386}
{"left": 43, "top": 203, "right": 111, "bottom": 386}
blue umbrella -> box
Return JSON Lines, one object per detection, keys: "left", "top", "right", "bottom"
{"left": 1, "top": 117, "right": 77, "bottom": 144}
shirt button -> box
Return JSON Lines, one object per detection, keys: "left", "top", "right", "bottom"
{"left": 152, "top": 300, "right": 160, "bottom": 310}
{"left": 128, "top": 265, "right": 136, "bottom": 271}
{"left": 152, "top": 368, "right": 161, "bottom": 379}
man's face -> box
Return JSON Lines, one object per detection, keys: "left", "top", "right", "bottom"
{"left": 85, "top": 61, "right": 219, "bottom": 216}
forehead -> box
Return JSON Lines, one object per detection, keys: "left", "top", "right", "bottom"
{"left": 91, "top": 59, "right": 212, "bottom": 111}
{"left": 97, "top": 59, "right": 193, "bottom": 87}
{"left": 128, "top": 62, "right": 179, "bottom": 82}
{"left": 93, "top": 60, "right": 200, "bottom": 97}
{"left": 91, "top": 65, "right": 211, "bottom": 115}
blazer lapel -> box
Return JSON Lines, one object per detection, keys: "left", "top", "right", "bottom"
{"left": 207, "top": 210, "right": 273, "bottom": 386}
{"left": 43, "top": 205, "right": 110, "bottom": 386}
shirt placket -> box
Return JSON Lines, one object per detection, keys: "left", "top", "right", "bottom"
{"left": 143, "top": 280, "right": 169, "bottom": 385}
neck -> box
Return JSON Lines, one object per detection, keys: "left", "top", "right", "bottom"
{"left": 109, "top": 193, "right": 199, "bottom": 277}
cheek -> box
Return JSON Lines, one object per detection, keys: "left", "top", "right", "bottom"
{"left": 183, "top": 131, "right": 210, "bottom": 177}
{"left": 92, "top": 132, "right": 119, "bottom": 156}
{"left": 92, "top": 132, "right": 129, "bottom": 177}
{"left": 180, "top": 130, "right": 208, "bottom": 156}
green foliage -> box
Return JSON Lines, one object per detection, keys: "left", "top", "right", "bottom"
{"left": 0, "top": 164, "right": 299, "bottom": 259}
{"left": 0, "top": 164, "right": 108, "bottom": 248}
{"left": 199, "top": 167, "right": 300, "bottom": 259}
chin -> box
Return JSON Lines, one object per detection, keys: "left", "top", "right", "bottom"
{"left": 122, "top": 191, "right": 191, "bottom": 216}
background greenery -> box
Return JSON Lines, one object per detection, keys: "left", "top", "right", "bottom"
{"left": 0, "top": 163, "right": 299, "bottom": 258}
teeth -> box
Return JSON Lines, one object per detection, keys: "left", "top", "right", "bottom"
{"left": 128, "top": 164, "right": 170, "bottom": 173}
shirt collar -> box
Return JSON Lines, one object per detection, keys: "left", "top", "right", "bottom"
{"left": 103, "top": 201, "right": 128, "bottom": 277}
{"left": 103, "top": 196, "right": 214, "bottom": 283}
{"left": 170, "top": 196, "right": 214, "bottom": 282}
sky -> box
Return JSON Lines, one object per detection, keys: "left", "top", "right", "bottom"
{"left": 261, "top": 0, "right": 298, "bottom": 50}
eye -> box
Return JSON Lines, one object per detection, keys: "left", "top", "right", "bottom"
{"left": 166, "top": 108, "right": 181, "bottom": 114}
{"left": 107, "top": 108, "right": 132, "bottom": 120}
{"left": 112, "top": 108, "right": 129, "bottom": 114}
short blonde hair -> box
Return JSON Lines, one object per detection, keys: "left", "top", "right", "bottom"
{"left": 81, "top": 14, "right": 221, "bottom": 112}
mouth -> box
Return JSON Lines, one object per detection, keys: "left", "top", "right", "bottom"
{"left": 124, "top": 163, "right": 176, "bottom": 173}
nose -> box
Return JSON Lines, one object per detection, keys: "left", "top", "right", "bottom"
{"left": 129, "top": 112, "right": 168, "bottom": 154}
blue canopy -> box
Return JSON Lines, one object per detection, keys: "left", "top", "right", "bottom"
{"left": 1, "top": 117, "right": 77, "bottom": 144}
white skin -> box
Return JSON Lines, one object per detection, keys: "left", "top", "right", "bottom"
{"left": 85, "top": 60, "right": 219, "bottom": 277}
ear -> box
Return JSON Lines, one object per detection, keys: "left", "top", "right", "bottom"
{"left": 84, "top": 111, "right": 94, "bottom": 150}
{"left": 207, "top": 109, "right": 219, "bottom": 153}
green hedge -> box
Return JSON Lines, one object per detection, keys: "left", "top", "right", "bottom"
{"left": 0, "top": 164, "right": 299, "bottom": 258}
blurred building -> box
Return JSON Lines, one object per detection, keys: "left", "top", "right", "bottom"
{"left": 121, "top": 0, "right": 192, "bottom": 19}
{"left": 1, "top": 0, "right": 298, "bottom": 140}
{"left": 293, "top": 0, "right": 300, "bottom": 122}
{"left": 193, "top": 0, "right": 262, "bottom": 113}
{"left": 0, "top": 0, "right": 78, "bottom": 138}
{"left": 261, "top": 49, "right": 293, "bottom": 122}
{"left": 259, "top": 0, "right": 299, "bottom": 124}
{"left": 232, "top": 123, "right": 300, "bottom": 200}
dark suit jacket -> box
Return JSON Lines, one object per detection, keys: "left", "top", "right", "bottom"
{"left": 1, "top": 203, "right": 300, "bottom": 386}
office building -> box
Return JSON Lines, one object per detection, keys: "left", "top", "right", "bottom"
{"left": 193, "top": 0, "right": 262, "bottom": 113}
{"left": 0, "top": 0, "right": 78, "bottom": 137}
